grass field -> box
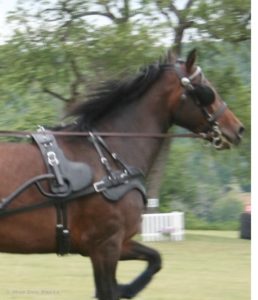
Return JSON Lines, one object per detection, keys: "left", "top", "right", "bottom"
{"left": 0, "top": 231, "right": 250, "bottom": 300}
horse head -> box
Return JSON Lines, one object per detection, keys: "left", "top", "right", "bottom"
{"left": 166, "top": 49, "right": 244, "bottom": 149}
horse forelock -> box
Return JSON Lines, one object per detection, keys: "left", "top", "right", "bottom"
{"left": 68, "top": 62, "right": 167, "bottom": 129}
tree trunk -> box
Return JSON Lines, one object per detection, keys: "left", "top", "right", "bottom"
{"left": 146, "top": 138, "right": 172, "bottom": 210}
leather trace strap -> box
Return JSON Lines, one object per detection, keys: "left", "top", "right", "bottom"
{"left": 89, "top": 131, "right": 132, "bottom": 175}
{"left": 88, "top": 131, "right": 146, "bottom": 201}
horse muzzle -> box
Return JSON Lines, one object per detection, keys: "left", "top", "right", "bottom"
{"left": 214, "top": 123, "right": 245, "bottom": 150}
{"left": 201, "top": 123, "right": 244, "bottom": 150}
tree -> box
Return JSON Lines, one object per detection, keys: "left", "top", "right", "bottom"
{"left": 195, "top": 0, "right": 250, "bottom": 43}
{"left": 4, "top": 0, "right": 164, "bottom": 110}
{"left": 4, "top": 0, "right": 250, "bottom": 105}
{"left": 148, "top": 0, "right": 250, "bottom": 56}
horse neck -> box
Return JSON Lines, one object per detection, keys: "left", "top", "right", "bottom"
{"left": 94, "top": 80, "right": 174, "bottom": 175}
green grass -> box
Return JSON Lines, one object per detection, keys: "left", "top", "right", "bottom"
{"left": 0, "top": 231, "right": 250, "bottom": 300}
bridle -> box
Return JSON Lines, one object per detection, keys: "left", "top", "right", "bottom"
{"left": 174, "top": 62, "right": 228, "bottom": 149}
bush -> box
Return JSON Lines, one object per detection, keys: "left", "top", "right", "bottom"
{"left": 212, "top": 195, "right": 244, "bottom": 223}
{"left": 185, "top": 212, "right": 240, "bottom": 230}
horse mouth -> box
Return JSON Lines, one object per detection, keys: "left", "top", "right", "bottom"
{"left": 215, "top": 132, "right": 243, "bottom": 150}
{"left": 216, "top": 136, "right": 233, "bottom": 150}
{"left": 201, "top": 131, "right": 241, "bottom": 150}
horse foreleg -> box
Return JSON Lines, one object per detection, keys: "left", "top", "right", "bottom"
{"left": 119, "top": 240, "right": 162, "bottom": 299}
{"left": 90, "top": 239, "right": 121, "bottom": 300}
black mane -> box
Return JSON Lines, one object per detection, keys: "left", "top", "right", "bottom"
{"left": 68, "top": 60, "right": 172, "bottom": 129}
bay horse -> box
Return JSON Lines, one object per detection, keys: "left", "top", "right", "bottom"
{"left": 0, "top": 49, "right": 244, "bottom": 299}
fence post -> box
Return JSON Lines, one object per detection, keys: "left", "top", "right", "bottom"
{"left": 141, "top": 212, "right": 184, "bottom": 242}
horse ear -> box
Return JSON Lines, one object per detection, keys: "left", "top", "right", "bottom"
{"left": 186, "top": 49, "right": 197, "bottom": 73}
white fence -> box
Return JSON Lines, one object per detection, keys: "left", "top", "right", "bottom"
{"left": 141, "top": 212, "right": 184, "bottom": 242}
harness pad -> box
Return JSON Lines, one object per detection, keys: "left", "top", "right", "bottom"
{"left": 32, "top": 132, "right": 93, "bottom": 195}
{"left": 95, "top": 167, "right": 146, "bottom": 203}
{"left": 103, "top": 177, "right": 146, "bottom": 202}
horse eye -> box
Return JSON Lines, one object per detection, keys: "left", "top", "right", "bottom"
{"left": 189, "top": 85, "right": 215, "bottom": 106}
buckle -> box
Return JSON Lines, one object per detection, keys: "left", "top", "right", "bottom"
{"left": 93, "top": 180, "right": 106, "bottom": 192}
{"left": 47, "top": 151, "right": 59, "bottom": 166}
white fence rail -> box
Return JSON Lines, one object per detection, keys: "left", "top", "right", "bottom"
{"left": 141, "top": 212, "right": 184, "bottom": 242}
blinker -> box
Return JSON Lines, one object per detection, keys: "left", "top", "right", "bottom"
{"left": 188, "top": 84, "right": 215, "bottom": 107}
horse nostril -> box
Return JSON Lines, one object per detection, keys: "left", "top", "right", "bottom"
{"left": 238, "top": 126, "right": 245, "bottom": 137}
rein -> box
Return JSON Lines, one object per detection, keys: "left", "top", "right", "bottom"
{"left": 0, "top": 62, "right": 224, "bottom": 143}
{"left": 0, "top": 130, "right": 205, "bottom": 139}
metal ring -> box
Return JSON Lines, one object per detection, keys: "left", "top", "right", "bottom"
{"left": 213, "top": 138, "right": 223, "bottom": 149}
{"left": 181, "top": 77, "right": 191, "bottom": 87}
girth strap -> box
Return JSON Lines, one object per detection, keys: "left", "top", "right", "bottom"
{"left": 55, "top": 202, "right": 70, "bottom": 256}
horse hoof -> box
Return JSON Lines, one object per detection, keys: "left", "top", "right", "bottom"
{"left": 118, "top": 284, "right": 135, "bottom": 299}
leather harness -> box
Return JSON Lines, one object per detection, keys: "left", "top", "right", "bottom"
{"left": 0, "top": 128, "right": 146, "bottom": 255}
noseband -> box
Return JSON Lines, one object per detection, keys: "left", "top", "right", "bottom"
{"left": 174, "top": 62, "right": 228, "bottom": 149}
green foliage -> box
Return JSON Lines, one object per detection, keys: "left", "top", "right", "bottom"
{"left": 159, "top": 133, "right": 248, "bottom": 230}
{"left": 185, "top": 213, "right": 240, "bottom": 230}
{"left": 195, "top": 0, "right": 250, "bottom": 42}
{"left": 212, "top": 196, "right": 243, "bottom": 223}
{"left": 79, "top": 24, "right": 164, "bottom": 76}
{"left": 0, "top": 91, "right": 59, "bottom": 130}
